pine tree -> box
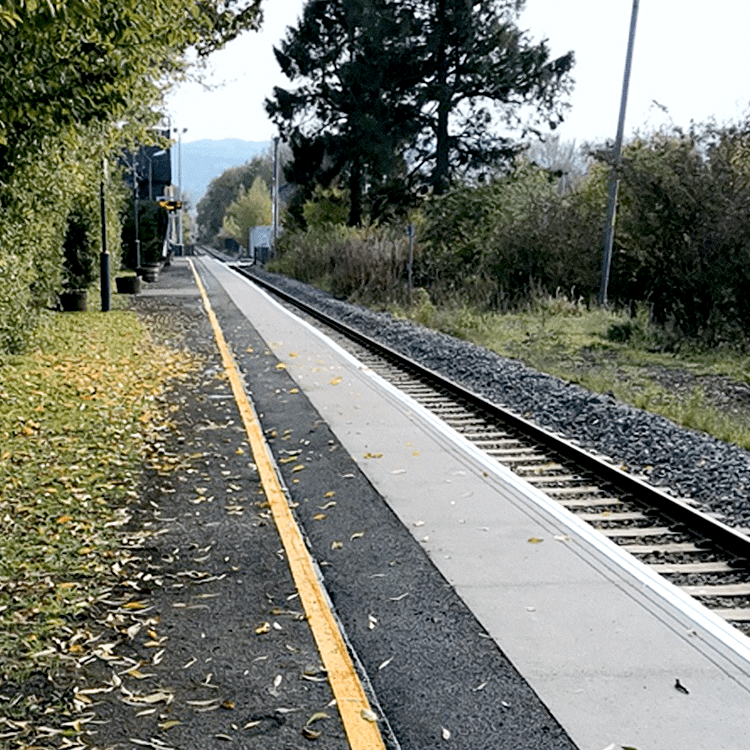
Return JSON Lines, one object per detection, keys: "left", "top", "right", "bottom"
{"left": 266, "top": 0, "right": 574, "bottom": 221}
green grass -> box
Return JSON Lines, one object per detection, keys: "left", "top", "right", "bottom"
{"left": 0, "top": 309, "right": 197, "bottom": 683}
{"left": 388, "top": 292, "right": 750, "bottom": 450}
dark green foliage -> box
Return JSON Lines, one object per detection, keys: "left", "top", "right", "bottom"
{"left": 62, "top": 208, "right": 97, "bottom": 290}
{"left": 419, "top": 162, "right": 601, "bottom": 308}
{"left": 603, "top": 125, "right": 750, "bottom": 343}
{"left": 417, "top": 120, "right": 750, "bottom": 347}
{"left": 267, "top": 0, "right": 573, "bottom": 225}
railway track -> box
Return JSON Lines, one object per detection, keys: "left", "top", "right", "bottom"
{"left": 229, "top": 261, "right": 750, "bottom": 636}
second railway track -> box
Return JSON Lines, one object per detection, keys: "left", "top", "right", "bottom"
{"left": 230, "top": 260, "right": 750, "bottom": 637}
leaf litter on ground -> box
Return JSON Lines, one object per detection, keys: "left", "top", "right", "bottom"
{"left": 0, "top": 309, "right": 200, "bottom": 746}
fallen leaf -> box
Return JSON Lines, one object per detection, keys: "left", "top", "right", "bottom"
{"left": 360, "top": 708, "right": 378, "bottom": 723}
{"left": 329, "top": 376, "right": 342, "bottom": 386}
{"left": 275, "top": 363, "right": 287, "bottom": 370}
{"left": 255, "top": 622, "right": 271, "bottom": 635}
{"left": 350, "top": 531, "right": 364, "bottom": 540}
{"left": 527, "top": 537, "right": 544, "bottom": 544}
{"left": 313, "top": 513, "right": 326, "bottom": 521}
{"left": 158, "top": 720, "right": 182, "bottom": 730}
{"left": 363, "top": 452, "right": 383, "bottom": 459}
{"left": 442, "top": 726, "right": 451, "bottom": 740}
{"left": 305, "top": 712, "right": 329, "bottom": 725}
{"left": 378, "top": 657, "right": 392, "bottom": 671}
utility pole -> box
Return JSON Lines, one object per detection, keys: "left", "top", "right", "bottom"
{"left": 173, "top": 126, "right": 186, "bottom": 255}
{"left": 272, "top": 136, "right": 280, "bottom": 255}
{"left": 598, "top": 0, "right": 640, "bottom": 307}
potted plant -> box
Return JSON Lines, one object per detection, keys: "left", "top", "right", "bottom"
{"left": 60, "top": 208, "right": 96, "bottom": 312}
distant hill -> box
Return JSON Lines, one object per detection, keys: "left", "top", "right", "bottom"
{"left": 177, "top": 139, "right": 270, "bottom": 208}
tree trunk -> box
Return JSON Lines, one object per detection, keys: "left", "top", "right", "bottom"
{"left": 433, "top": 0, "right": 450, "bottom": 195}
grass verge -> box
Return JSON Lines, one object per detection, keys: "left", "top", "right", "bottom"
{"left": 387, "top": 292, "right": 750, "bottom": 450}
{"left": 0, "top": 309, "right": 197, "bottom": 689}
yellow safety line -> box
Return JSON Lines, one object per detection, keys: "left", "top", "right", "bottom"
{"left": 188, "top": 259, "right": 386, "bottom": 750}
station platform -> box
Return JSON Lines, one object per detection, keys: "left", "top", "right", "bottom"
{"left": 146, "top": 257, "right": 750, "bottom": 749}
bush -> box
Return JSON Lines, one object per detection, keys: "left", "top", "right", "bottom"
{"left": 0, "top": 131, "right": 124, "bottom": 354}
{"left": 606, "top": 123, "right": 750, "bottom": 344}
{"left": 418, "top": 162, "right": 602, "bottom": 309}
{"left": 270, "top": 223, "right": 411, "bottom": 302}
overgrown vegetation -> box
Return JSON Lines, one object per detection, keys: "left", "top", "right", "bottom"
{"left": 386, "top": 291, "right": 750, "bottom": 450}
{"left": 0, "top": 0, "right": 262, "bottom": 355}
{"left": 0, "top": 309, "right": 197, "bottom": 685}
{"left": 267, "top": 117, "right": 750, "bottom": 352}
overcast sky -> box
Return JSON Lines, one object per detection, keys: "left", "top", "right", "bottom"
{"left": 166, "top": 0, "right": 750, "bottom": 146}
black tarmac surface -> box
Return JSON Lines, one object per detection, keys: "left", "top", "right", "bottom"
{"left": 80, "top": 259, "right": 578, "bottom": 750}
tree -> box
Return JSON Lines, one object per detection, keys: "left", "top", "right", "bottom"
{"left": 411, "top": 0, "right": 574, "bottom": 193}
{"left": 267, "top": 0, "right": 424, "bottom": 225}
{"left": 266, "top": 0, "right": 574, "bottom": 224}
{"left": 0, "top": 0, "right": 263, "bottom": 353}
{"left": 196, "top": 151, "right": 274, "bottom": 242}
{"left": 220, "top": 176, "right": 273, "bottom": 245}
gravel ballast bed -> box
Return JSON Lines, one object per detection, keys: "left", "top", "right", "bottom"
{"left": 245, "top": 267, "right": 750, "bottom": 532}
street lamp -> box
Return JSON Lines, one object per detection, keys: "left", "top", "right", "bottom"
{"left": 100, "top": 157, "right": 111, "bottom": 312}
{"left": 131, "top": 153, "right": 141, "bottom": 270}
{"left": 173, "top": 126, "right": 187, "bottom": 255}
{"left": 598, "top": 0, "right": 640, "bottom": 306}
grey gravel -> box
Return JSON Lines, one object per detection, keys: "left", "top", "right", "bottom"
{"left": 245, "top": 266, "right": 750, "bottom": 532}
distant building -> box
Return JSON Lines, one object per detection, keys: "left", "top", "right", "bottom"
{"left": 122, "top": 134, "right": 172, "bottom": 202}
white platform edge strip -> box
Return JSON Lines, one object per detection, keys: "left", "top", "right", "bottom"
{"left": 219, "top": 259, "right": 750, "bottom": 680}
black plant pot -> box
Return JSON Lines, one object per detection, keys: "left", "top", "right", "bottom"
{"left": 60, "top": 290, "right": 87, "bottom": 312}
{"left": 115, "top": 276, "right": 142, "bottom": 294}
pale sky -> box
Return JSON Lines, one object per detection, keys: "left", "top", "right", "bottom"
{"left": 166, "top": 0, "right": 750, "bottom": 146}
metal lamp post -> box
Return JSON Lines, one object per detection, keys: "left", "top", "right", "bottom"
{"left": 173, "top": 126, "right": 187, "bottom": 255}
{"left": 100, "top": 157, "right": 111, "bottom": 311}
{"left": 598, "top": 0, "right": 640, "bottom": 307}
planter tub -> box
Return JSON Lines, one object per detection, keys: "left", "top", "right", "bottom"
{"left": 60, "top": 290, "right": 87, "bottom": 312}
{"left": 115, "top": 276, "right": 142, "bottom": 294}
